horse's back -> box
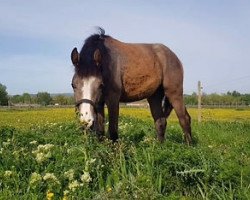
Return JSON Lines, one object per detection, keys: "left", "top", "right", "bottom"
{"left": 104, "top": 38, "right": 183, "bottom": 102}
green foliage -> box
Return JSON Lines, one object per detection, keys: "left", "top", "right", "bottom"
{"left": 10, "top": 93, "right": 75, "bottom": 106}
{"left": 37, "top": 92, "right": 52, "bottom": 106}
{"left": 0, "top": 116, "right": 249, "bottom": 199}
{"left": 22, "top": 93, "right": 32, "bottom": 104}
{"left": 10, "top": 93, "right": 33, "bottom": 104}
{"left": 241, "top": 94, "right": 250, "bottom": 106}
{"left": 52, "top": 95, "right": 74, "bottom": 105}
{"left": 185, "top": 90, "right": 250, "bottom": 106}
{"left": 184, "top": 92, "right": 198, "bottom": 105}
{"left": 10, "top": 95, "right": 23, "bottom": 104}
{"left": 0, "top": 83, "right": 8, "bottom": 106}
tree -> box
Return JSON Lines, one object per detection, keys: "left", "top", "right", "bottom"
{"left": 53, "top": 95, "right": 68, "bottom": 105}
{"left": 184, "top": 93, "right": 198, "bottom": 105}
{"left": 241, "top": 94, "right": 250, "bottom": 106}
{"left": 22, "top": 93, "right": 32, "bottom": 104}
{"left": 231, "top": 90, "right": 241, "bottom": 97}
{"left": 37, "top": 92, "right": 52, "bottom": 106}
{"left": 10, "top": 95, "right": 23, "bottom": 104}
{"left": 0, "top": 83, "right": 9, "bottom": 106}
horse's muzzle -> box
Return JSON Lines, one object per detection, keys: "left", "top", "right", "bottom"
{"left": 76, "top": 98, "right": 97, "bottom": 130}
{"left": 79, "top": 118, "right": 94, "bottom": 129}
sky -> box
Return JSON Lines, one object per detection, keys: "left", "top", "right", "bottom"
{"left": 0, "top": 0, "right": 250, "bottom": 95}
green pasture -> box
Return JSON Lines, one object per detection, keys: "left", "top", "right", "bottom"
{"left": 0, "top": 107, "right": 250, "bottom": 199}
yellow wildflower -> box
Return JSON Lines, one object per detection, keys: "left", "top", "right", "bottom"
{"left": 107, "top": 187, "right": 112, "bottom": 193}
{"left": 46, "top": 190, "right": 54, "bottom": 200}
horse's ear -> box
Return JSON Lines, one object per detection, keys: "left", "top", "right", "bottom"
{"left": 93, "top": 49, "right": 101, "bottom": 66}
{"left": 71, "top": 47, "right": 79, "bottom": 66}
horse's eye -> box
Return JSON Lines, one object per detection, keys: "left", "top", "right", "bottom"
{"left": 71, "top": 83, "right": 76, "bottom": 89}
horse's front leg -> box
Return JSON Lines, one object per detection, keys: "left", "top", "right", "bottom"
{"left": 95, "top": 103, "right": 105, "bottom": 140}
{"left": 106, "top": 100, "right": 119, "bottom": 142}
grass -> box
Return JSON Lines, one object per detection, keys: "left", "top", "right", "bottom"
{"left": 0, "top": 107, "right": 250, "bottom": 199}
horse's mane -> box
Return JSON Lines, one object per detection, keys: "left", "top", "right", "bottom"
{"left": 76, "top": 27, "right": 110, "bottom": 76}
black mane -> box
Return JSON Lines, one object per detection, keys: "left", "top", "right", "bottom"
{"left": 76, "top": 27, "right": 109, "bottom": 76}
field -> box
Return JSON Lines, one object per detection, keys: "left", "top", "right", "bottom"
{"left": 0, "top": 107, "right": 250, "bottom": 199}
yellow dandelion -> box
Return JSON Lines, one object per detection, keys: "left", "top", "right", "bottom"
{"left": 46, "top": 190, "right": 54, "bottom": 200}
{"left": 107, "top": 187, "right": 112, "bottom": 193}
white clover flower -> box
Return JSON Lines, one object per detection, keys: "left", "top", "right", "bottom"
{"left": 35, "top": 152, "right": 46, "bottom": 163}
{"left": 68, "top": 180, "right": 81, "bottom": 191}
{"left": 29, "top": 172, "right": 42, "bottom": 185}
{"left": 32, "top": 144, "right": 53, "bottom": 163}
{"left": 30, "top": 140, "right": 38, "bottom": 145}
{"left": 4, "top": 170, "right": 13, "bottom": 177}
{"left": 64, "top": 169, "right": 74, "bottom": 181}
{"left": 37, "top": 144, "right": 54, "bottom": 151}
{"left": 0, "top": 148, "right": 4, "bottom": 154}
{"left": 43, "top": 173, "right": 60, "bottom": 185}
{"left": 81, "top": 171, "right": 92, "bottom": 183}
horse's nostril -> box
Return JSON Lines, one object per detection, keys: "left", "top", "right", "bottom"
{"left": 85, "top": 112, "right": 88, "bottom": 115}
{"left": 80, "top": 120, "right": 94, "bottom": 129}
{"left": 81, "top": 120, "right": 87, "bottom": 125}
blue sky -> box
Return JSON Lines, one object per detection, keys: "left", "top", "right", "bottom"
{"left": 0, "top": 0, "right": 250, "bottom": 95}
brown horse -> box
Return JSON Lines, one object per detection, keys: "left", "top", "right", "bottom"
{"left": 71, "top": 28, "right": 192, "bottom": 144}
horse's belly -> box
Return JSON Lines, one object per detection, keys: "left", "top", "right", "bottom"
{"left": 120, "top": 71, "right": 161, "bottom": 102}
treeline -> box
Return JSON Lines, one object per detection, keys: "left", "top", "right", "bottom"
{"left": 0, "top": 83, "right": 75, "bottom": 106}
{"left": 1, "top": 83, "right": 250, "bottom": 107}
{"left": 9, "top": 91, "right": 250, "bottom": 107}
{"left": 9, "top": 92, "right": 75, "bottom": 106}
{"left": 185, "top": 91, "right": 250, "bottom": 106}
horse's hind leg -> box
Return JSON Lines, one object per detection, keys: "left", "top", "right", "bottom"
{"left": 147, "top": 88, "right": 166, "bottom": 142}
{"left": 167, "top": 93, "right": 192, "bottom": 145}
{"left": 163, "top": 97, "right": 173, "bottom": 119}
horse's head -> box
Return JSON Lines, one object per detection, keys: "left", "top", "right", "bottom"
{"left": 71, "top": 47, "right": 103, "bottom": 129}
